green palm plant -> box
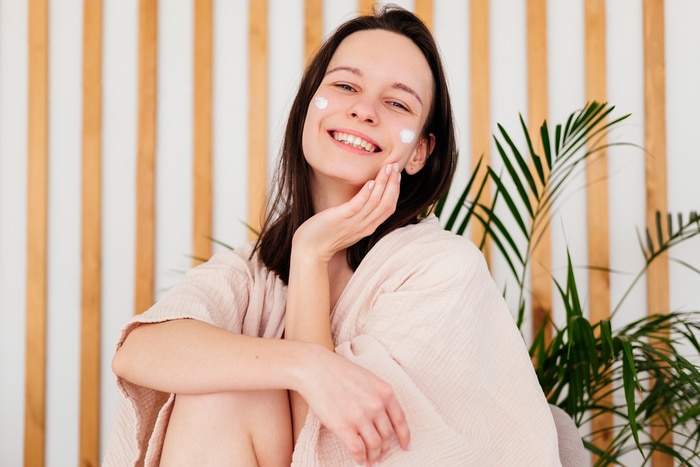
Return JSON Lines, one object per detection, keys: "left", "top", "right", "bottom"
{"left": 436, "top": 101, "right": 700, "bottom": 465}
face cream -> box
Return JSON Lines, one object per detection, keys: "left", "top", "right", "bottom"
{"left": 400, "top": 128, "right": 416, "bottom": 144}
{"left": 314, "top": 96, "right": 328, "bottom": 109}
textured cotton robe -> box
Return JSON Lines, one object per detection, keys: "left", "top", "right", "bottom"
{"left": 103, "top": 215, "right": 561, "bottom": 466}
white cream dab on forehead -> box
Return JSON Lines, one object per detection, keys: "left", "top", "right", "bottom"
{"left": 314, "top": 96, "right": 328, "bottom": 109}
{"left": 400, "top": 129, "right": 415, "bottom": 144}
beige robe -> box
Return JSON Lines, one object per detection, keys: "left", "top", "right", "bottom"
{"left": 103, "top": 215, "right": 561, "bottom": 466}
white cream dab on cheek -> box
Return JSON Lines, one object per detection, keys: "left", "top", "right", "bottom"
{"left": 314, "top": 96, "right": 328, "bottom": 109}
{"left": 400, "top": 129, "right": 416, "bottom": 144}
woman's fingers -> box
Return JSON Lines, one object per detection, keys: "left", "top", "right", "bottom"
{"left": 338, "top": 429, "right": 367, "bottom": 465}
{"left": 364, "top": 163, "right": 400, "bottom": 217}
{"left": 358, "top": 424, "right": 383, "bottom": 464}
{"left": 346, "top": 163, "right": 400, "bottom": 232}
{"left": 386, "top": 396, "right": 411, "bottom": 450}
{"left": 374, "top": 414, "right": 398, "bottom": 461}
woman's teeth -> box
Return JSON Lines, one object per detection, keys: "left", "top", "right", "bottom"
{"left": 333, "top": 132, "right": 377, "bottom": 152}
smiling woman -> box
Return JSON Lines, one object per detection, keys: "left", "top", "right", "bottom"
{"left": 103, "top": 5, "right": 562, "bottom": 466}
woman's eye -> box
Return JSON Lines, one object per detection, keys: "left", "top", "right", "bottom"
{"left": 335, "top": 83, "right": 355, "bottom": 92}
{"left": 389, "top": 101, "right": 409, "bottom": 111}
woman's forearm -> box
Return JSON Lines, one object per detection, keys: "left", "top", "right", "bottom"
{"left": 284, "top": 252, "right": 334, "bottom": 349}
{"left": 112, "top": 318, "right": 313, "bottom": 395}
{"left": 284, "top": 248, "right": 336, "bottom": 438}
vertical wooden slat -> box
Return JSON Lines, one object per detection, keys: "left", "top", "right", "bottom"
{"left": 25, "top": 0, "right": 49, "bottom": 464}
{"left": 643, "top": 1, "right": 672, "bottom": 466}
{"left": 414, "top": 0, "right": 433, "bottom": 30}
{"left": 470, "top": 0, "right": 491, "bottom": 262}
{"left": 80, "top": 0, "right": 103, "bottom": 465}
{"left": 135, "top": 0, "right": 157, "bottom": 313}
{"left": 359, "top": 0, "right": 374, "bottom": 16}
{"left": 584, "top": 0, "right": 613, "bottom": 459}
{"left": 193, "top": 0, "right": 212, "bottom": 262}
{"left": 526, "top": 0, "right": 552, "bottom": 344}
{"left": 304, "top": 0, "right": 322, "bottom": 63}
{"left": 247, "top": 0, "right": 268, "bottom": 238}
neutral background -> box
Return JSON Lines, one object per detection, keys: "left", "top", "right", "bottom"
{"left": 1, "top": 0, "right": 698, "bottom": 465}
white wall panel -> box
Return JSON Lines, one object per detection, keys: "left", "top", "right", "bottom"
{"left": 666, "top": 0, "right": 700, "bottom": 318}
{"left": 606, "top": 0, "right": 648, "bottom": 325}
{"left": 0, "top": 1, "right": 28, "bottom": 464}
{"left": 433, "top": 0, "right": 471, "bottom": 224}
{"left": 45, "top": 0, "right": 83, "bottom": 464}
{"left": 546, "top": 0, "right": 588, "bottom": 325}
{"left": 212, "top": 0, "right": 250, "bottom": 253}
{"left": 100, "top": 0, "right": 138, "bottom": 451}
{"left": 268, "top": 0, "right": 304, "bottom": 182}
{"left": 154, "top": 0, "right": 194, "bottom": 297}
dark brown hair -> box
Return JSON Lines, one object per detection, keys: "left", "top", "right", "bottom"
{"left": 254, "top": 4, "right": 457, "bottom": 284}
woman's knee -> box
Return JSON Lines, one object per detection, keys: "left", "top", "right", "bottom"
{"left": 162, "top": 390, "right": 293, "bottom": 466}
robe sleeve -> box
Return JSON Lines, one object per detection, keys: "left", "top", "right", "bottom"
{"left": 103, "top": 244, "right": 287, "bottom": 466}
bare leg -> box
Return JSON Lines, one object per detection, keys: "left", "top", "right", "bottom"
{"left": 160, "top": 390, "right": 294, "bottom": 466}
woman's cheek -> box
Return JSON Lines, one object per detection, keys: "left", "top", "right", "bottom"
{"left": 313, "top": 95, "right": 328, "bottom": 109}
{"left": 399, "top": 128, "right": 416, "bottom": 144}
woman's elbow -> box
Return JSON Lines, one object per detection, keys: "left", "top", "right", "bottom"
{"left": 111, "top": 341, "right": 131, "bottom": 379}
{"left": 111, "top": 326, "right": 144, "bottom": 380}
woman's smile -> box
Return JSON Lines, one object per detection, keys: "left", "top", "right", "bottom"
{"left": 328, "top": 129, "right": 381, "bottom": 154}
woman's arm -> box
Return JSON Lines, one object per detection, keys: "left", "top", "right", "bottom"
{"left": 112, "top": 318, "right": 311, "bottom": 394}
{"left": 113, "top": 317, "right": 407, "bottom": 450}
{"left": 284, "top": 164, "right": 410, "bottom": 465}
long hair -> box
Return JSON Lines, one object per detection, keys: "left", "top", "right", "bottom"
{"left": 254, "top": 5, "right": 457, "bottom": 284}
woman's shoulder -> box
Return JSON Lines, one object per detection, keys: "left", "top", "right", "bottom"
{"left": 391, "top": 215, "right": 481, "bottom": 260}
{"left": 366, "top": 215, "right": 487, "bottom": 281}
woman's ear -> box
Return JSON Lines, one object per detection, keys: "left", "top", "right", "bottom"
{"left": 405, "top": 133, "right": 435, "bottom": 175}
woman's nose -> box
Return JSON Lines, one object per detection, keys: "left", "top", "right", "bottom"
{"left": 348, "top": 98, "right": 378, "bottom": 124}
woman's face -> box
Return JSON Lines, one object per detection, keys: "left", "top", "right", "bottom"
{"left": 301, "top": 29, "right": 434, "bottom": 198}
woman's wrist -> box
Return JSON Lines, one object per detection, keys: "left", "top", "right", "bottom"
{"left": 285, "top": 340, "right": 326, "bottom": 394}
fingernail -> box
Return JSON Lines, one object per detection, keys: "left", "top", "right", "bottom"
{"left": 367, "top": 180, "right": 375, "bottom": 190}
{"left": 393, "top": 163, "right": 399, "bottom": 173}
{"left": 385, "top": 164, "right": 392, "bottom": 175}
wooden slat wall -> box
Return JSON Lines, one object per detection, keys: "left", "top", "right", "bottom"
{"left": 193, "top": 0, "right": 213, "bottom": 262}
{"left": 24, "top": 0, "right": 49, "bottom": 465}
{"left": 16, "top": 2, "right": 682, "bottom": 465}
{"left": 134, "top": 0, "right": 158, "bottom": 314}
{"left": 79, "top": 0, "right": 103, "bottom": 465}
{"left": 526, "top": 0, "right": 552, "bottom": 344}
{"left": 643, "top": 1, "right": 672, "bottom": 466}
{"left": 584, "top": 0, "right": 613, "bottom": 458}
{"left": 247, "top": 0, "right": 268, "bottom": 238}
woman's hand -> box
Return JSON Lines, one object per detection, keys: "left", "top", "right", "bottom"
{"left": 296, "top": 344, "right": 411, "bottom": 466}
{"left": 292, "top": 163, "right": 401, "bottom": 262}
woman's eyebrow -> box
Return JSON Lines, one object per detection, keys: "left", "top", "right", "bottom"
{"left": 326, "top": 66, "right": 424, "bottom": 107}
{"left": 392, "top": 82, "right": 423, "bottom": 106}
{"left": 325, "top": 65, "right": 361, "bottom": 76}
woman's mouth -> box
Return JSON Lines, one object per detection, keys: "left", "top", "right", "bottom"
{"left": 330, "top": 131, "right": 381, "bottom": 153}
